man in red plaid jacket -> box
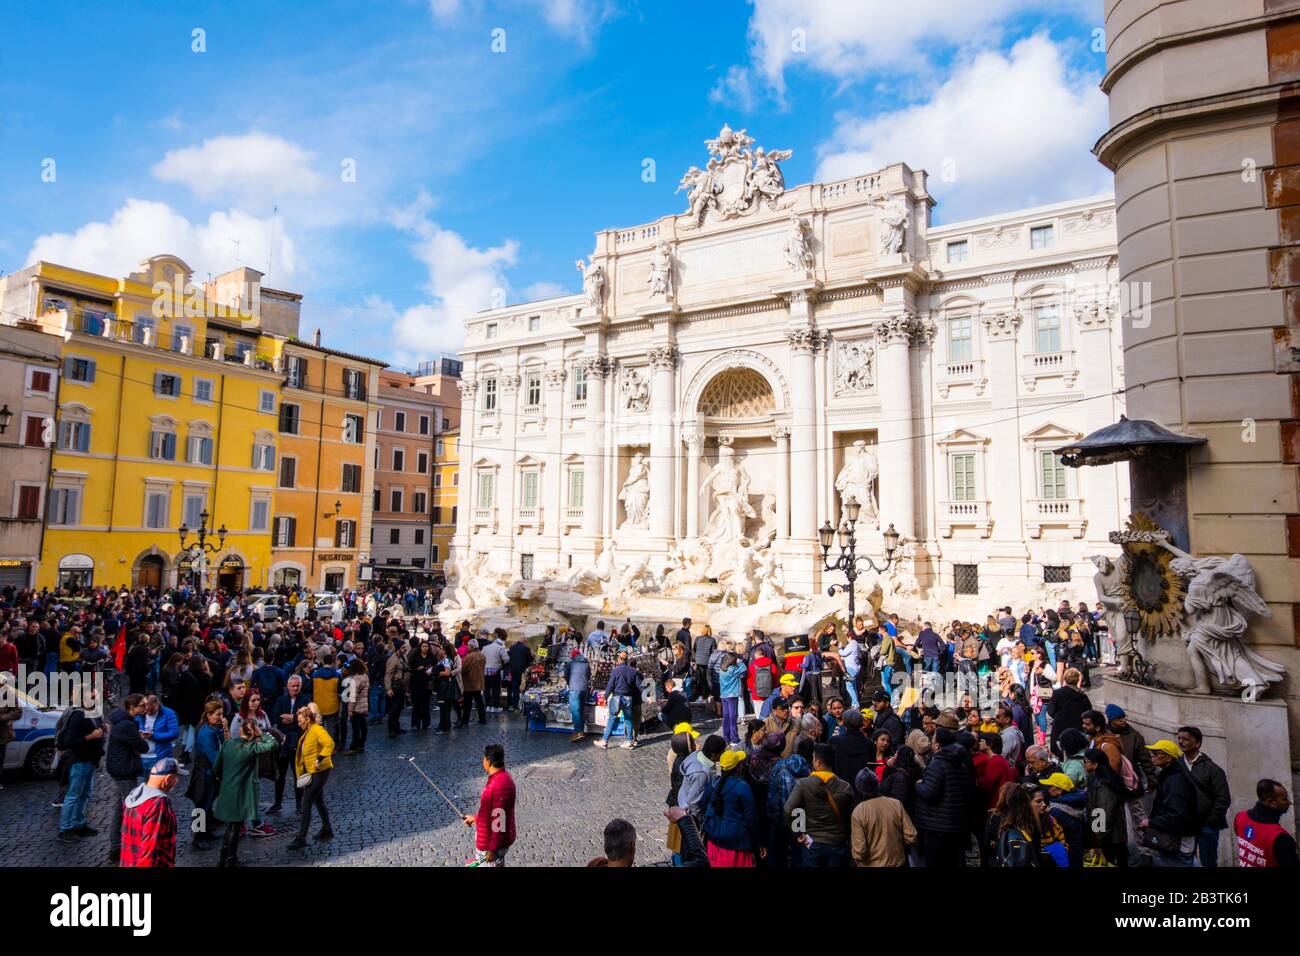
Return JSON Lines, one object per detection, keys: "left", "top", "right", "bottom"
{"left": 119, "top": 757, "right": 180, "bottom": 868}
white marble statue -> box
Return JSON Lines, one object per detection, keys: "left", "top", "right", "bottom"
{"left": 834, "top": 439, "right": 879, "bottom": 528}
{"left": 755, "top": 548, "right": 788, "bottom": 603}
{"left": 621, "top": 366, "right": 650, "bottom": 413}
{"left": 677, "top": 160, "right": 720, "bottom": 223}
{"left": 575, "top": 257, "right": 605, "bottom": 309}
{"left": 748, "top": 146, "right": 792, "bottom": 208}
{"left": 876, "top": 196, "right": 908, "bottom": 256}
{"left": 663, "top": 540, "right": 711, "bottom": 591}
{"left": 617, "top": 452, "right": 651, "bottom": 528}
{"left": 593, "top": 540, "right": 618, "bottom": 584}
{"left": 1089, "top": 554, "right": 1134, "bottom": 676}
{"left": 834, "top": 340, "right": 874, "bottom": 395}
{"left": 647, "top": 240, "right": 674, "bottom": 299}
{"left": 701, "top": 444, "right": 755, "bottom": 579}
{"left": 783, "top": 215, "right": 814, "bottom": 275}
{"left": 756, "top": 493, "right": 779, "bottom": 548}
{"left": 613, "top": 552, "right": 655, "bottom": 605}
{"left": 1158, "top": 541, "right": 1286, "bottom": 701}
{"left": 721, "top": 540, "right": 759, "bottom": 607}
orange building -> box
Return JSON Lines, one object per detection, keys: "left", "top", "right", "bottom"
{"left": 269, "top": 333, "right": 384, "bottom": 593}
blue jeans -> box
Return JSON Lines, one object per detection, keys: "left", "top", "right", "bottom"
{"left": 369, "top": 680, "right": 387, "bottom": 719}
{"left": 843, "top": 670, "right": 860, "bottom": 709}
{"left": 797, "top": 841, "right": 850, "bottom": 868}
{"left": 880, "top": 666, "right": 894, "bottom": 698}
{"left": 602, "top": 695, "right": 634, "bottom": 743}
{"left": 570, "top": 691, "right": 586, "bottom": 733}
{"left": 923, "top": 657, "right": 940, "bottom": 674}
{"left": 60, "top": 761, "right": 96, "bottom": 832}
{"left": 1045, "top": 642, "right": 1058, "bottom": 669}
{"left": 1196, "top": 827, "right": 1220, "bottom": 867}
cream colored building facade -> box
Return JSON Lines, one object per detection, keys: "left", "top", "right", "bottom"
{"left": 453, "top": 128, "right": 1129, "bottom": 605}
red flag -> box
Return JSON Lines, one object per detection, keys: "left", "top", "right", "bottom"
{"left": 113, "top": 624, "right": 126, "bottom": 671}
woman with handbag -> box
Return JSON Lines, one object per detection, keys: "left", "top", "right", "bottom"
{"left": 288, "top": 703, "right": 334, "bottom": 850}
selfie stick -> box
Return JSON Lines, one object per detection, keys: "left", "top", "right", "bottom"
{"left": 398, "top": 755, "right": 465, "bottom": 818}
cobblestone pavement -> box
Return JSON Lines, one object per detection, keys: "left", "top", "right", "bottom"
{"left": 0, "top": 706, "right": 724, "bottom": 867}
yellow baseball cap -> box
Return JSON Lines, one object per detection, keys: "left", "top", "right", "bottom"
{"left": 673, "top": 722, "right": 700, "bottom": 738}
{"left": 1038, "top": 772, "right": 1075, "bottom": 792}
{"left": 861, "top": 708, "right": 876, "bottom": 721}
{"left": 1146, "top": 739, "right": 1181, "bottom": 758}
{"left": 779, "top": 674, "right": 799, "bottom": 687}
{"left": 719, "top": 750, "right": 746, "bottom": 771}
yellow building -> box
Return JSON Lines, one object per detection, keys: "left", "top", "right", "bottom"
{"left": 431, "top": 428, "right": 459, "bottom": 574}
{"left": 0, "top": 255, "right": 294, "bottom": 591}
{"left": 270, "top": 336, "right": 384, "bottom": 593}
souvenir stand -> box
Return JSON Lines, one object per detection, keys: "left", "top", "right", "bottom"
{"left": 523, "top": 641, "right": 661, "bottom": 734}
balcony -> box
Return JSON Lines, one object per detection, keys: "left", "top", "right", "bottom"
{"left": 937, "top": 499, "right": 992, "bottom": 538}
{"left": 937, "top": 358, "right": 987, "bottom": 398}
{"left": 1025, "top": 497, "right": 1086, "bottom": 538}
{"left": 1020, "top": 350, "right": 1079, "bottom": 391}
{"left": 515, "top": 505, "right": 544, "bottom": 534}
{"left": 472, "top": 506, "right": 498, "bottom": 533}
{"left": 562, "top": 505, "right": 583, "bottom": 534}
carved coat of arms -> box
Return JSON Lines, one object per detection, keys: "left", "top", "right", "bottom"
{"left": 676, "top": 124, "right": 793, "bottom": 226}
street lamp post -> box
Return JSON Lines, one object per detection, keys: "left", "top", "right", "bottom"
{"left": 818, "top": 496, "right": 901, "bottom": 625}
{"left": 178, "top": 509, "right": 227, "bottom": 593}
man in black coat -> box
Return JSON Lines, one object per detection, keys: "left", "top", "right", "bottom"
{"left": 658, "top": 678, "right": 691, "bottom": 729}
{"left": 105, "top": 694, "right": 149, "bottom": 864}
{"left": 913, "top": 727, "right": 974, "bottom": 867}
{"left": 1144, "top": 740, "right": 1201, "bottom": 866}
{"left": 1178, "top": 726, "right": 1232, "bottom": 866}
{"left": 829, "top": 709, "right": 874, "bottom": 788}
{"left": 505, "top": 637, "right": 534, "bottom": 713}
{"left": 268, "top": 675, "right": 312, "bottom": 813}
{"left": 1045, "top": 668, "right": 1091, "bottom": 758}
{"left": 869, "top": 689, "right": 905, "bottom": 745}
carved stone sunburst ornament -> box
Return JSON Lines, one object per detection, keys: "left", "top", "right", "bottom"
{"left": 1108, "top": 512, "right": 1186, "bottom": 639}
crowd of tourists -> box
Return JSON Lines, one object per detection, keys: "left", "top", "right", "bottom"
{"left": 0, "top": 582, "right": 521, "bottom": 866}
{"left": 2, "top": 583, "right": 1295, "bottom": 869}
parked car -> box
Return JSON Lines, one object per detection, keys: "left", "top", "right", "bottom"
{"left": 1, "top": 677, "right": 64, "bottom": 780}
{"left": 313, "top": 593, "right": 341, "bottom": 613}
{"left": 248, "top": 594, "right": 284, "bottom": 621}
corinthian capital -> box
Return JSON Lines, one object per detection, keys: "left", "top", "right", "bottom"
{"left": 874, "top": 314, "right": 917, "bottom": 347}
{"left": 500, "top": 372, "right": 521, "bottom": 392}
{"left": 544, "top": 366, "right": 567, "bottom": 387}
{"left": 577, "top": 354, "right": 611, "bottom": 380}
{"left": 457, "top": 378, "right": 479, "bottom": 398}
{"left": 647, "top": 345, "right": 679, "bottom": 370}
{"left": 785, "top": 325, "right": 825, "bottom": 354}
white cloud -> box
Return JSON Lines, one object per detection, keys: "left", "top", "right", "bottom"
{"left": 386, "top": 212, "right": 520, "bottom": 354}
{"left": 428, "top": 0, "right": 613, "bottom": 41}
{"left": 709, "top": 65, "right": 760, "bottom": 113}
{"left": 26, "top": 198, "right": 297, "bottom": 282}
{"left": 151, "top": 132, "right": 326, "bottom": 208}
{"left": 742, "top": 0, "right": 1091, "bottom": 94}
{"left": 521, "top": 280, "right": 569, "bottom": 301}
{"left": 815, "top": 35, "right": 1110, "bottom": 221}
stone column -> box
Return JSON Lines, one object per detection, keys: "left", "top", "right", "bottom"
{"left": 579, "top": 355, "right": 610, "bottom": 542}
{"left": 648, "top": 345, "right": 679, "bottom": 541}
{"left": 786, "top": 326, "right": 822, "bottom": 542}
{"left": 981, "top": 310, "right": 1029, "bottom": 582}
{"left": 497, "top": 371, "right": 520, "bottom": 543}
{"left": 875, "top": 315, "right": 916, "bottom": 539}
{"left": 773, "top": 426, "right": 791, "bottom": 540}
{"left": 684, "top": 431, "right": 702, "bottom": 540}
{"left": 453, "top": 378, "right": 477, "bottom": 551}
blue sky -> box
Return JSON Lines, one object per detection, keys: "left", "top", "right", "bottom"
{"left": 0, "top": 0, "right": 1111, "bottom": 364}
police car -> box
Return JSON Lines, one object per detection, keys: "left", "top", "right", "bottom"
{"left": 0, "top": 675, "right": 64, "bottom": 780}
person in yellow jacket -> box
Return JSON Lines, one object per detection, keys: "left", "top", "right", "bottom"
{"left": 288, "top": 703, "right": 335, "bottom": 851}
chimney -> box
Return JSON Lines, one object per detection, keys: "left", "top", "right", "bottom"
{"left": 313, "top": 327, "right": 321, "bottom": 347}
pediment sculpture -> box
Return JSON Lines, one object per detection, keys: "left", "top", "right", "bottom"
{"left": 677, "top": 124, "right": 793, "bottom": 226}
